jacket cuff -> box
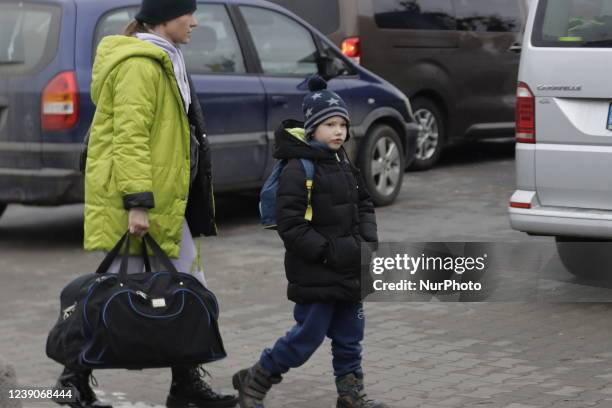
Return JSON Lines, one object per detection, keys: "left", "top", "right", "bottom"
{"left": 123, "top": 192, "right": 155, "bottom": 210}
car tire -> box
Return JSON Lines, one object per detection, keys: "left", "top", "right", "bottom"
{"left": 555, "top": 236, "right": 612, "bottom": 281}
{"left": 359, "top": 124, "right": 405, "bottom": 207}
{"left": 409, "top": 97, "right": 445, "bottom": 171}
{"left": 0, "top": 203, "right": 6, "bottom": 220}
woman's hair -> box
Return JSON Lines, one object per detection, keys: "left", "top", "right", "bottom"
{"left": 123, "top": 19, "right": 151, "bottom": 36}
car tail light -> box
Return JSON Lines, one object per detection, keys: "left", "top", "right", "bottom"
{"left": 341, "top": 37, "right": 360, "bottom": 64}
{"left": 510, "top": 201, "right": 531, "bottom": 209}
{"left": 42, "top": 71, "right": 79, "bottom": 131}
{"left": 516, "top": 82, "right": 535, "bottom": 143}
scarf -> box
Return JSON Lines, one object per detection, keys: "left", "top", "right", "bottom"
{"left": 136, "top": 32, "right": 191, "bottom": 112}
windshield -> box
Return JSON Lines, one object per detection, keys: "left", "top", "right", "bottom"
{"left": 533, "top": 0, "right": 612, "bottom": 47}
{"left": 0, "top": 2, "right": 61, "bottom": 75}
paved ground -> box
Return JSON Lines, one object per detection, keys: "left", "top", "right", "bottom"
{"left": 3, "top": 142, "right": 612, "bottom": 408}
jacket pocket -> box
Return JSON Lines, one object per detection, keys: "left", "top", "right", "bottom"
{"left": 325, "top": 235, "right": 361, "bottom": 271}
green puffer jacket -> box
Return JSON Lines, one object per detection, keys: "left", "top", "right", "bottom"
{"left": 84, "top": 35, "right": 190, "bottom": 258}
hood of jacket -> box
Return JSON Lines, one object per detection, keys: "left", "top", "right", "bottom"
{"left": 273, "top": 119, "right": 349, "bottom": 162}
{"left": 91, "top": 35, "right": 176, "bottom": 105}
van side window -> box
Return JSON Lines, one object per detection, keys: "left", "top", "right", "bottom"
{"left": 94, "top": 8, "right": 138, "bottom": 50}
{"left": 267, "top": 0, "right": 340, "bottom": 35}
{"left": 94, "top": 5, "right": 246, "bottom": 74}
{"left": 454, "top": 0, "right": 521, "bottom": 32}
{"left": 241, "top": 7, "right": 318, "bottom": 76}
{"left": 183, "top": 5, "right": 246, "bottom": 74}
{"left": 374, "top": 0, "right": 457, "bottom": 31}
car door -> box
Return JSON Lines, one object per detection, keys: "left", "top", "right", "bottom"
{"left": 237, "top": 5, "right": 348, "bottom": 176}
{"left": 453, "top": 0, "right": 524, "bottom": 131}
{"left": 527, "top": 0, "right": 612, "bottom": 209}
{"left": 183, "top": 3, "right": 268, "bottom": 189}
{"left": 91, "top": 3, "right": 268, "bottom": 190}
{"left": 0, "top": 1, "right": 64, "bottom": 171}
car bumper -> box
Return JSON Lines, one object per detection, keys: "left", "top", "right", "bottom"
{"left": 509, "top": 200, "right": 612, "bottom": 239}
{"left": 0, "top": 167, "right": 83, "bottom": 205}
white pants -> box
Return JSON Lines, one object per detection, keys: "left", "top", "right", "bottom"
{"left": 106, "top": 219, "right": 207, "bottom": 287}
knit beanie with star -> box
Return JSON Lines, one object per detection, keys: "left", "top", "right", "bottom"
{"left": 303, "top": 75, "right": 350, "bottom": 137}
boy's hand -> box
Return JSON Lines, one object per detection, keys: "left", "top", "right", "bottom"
{"left": 324, "top": 236, "right": 362, "bottom": 269}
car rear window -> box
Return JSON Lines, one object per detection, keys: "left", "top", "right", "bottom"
{"left": 0, "top": 2, "right": 61, "bottom": 76}
{"left": 374, "top": 0, "right": 457, "bottom": 31}
{"left": 267, "top": 0, "right": 340, "bottom": 34}
{"left": 533, "top": 0, "right": 612, "bottom": 47}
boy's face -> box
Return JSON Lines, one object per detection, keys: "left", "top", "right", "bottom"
{"left": 312, "top": 116, "right": 348, "bottom": 151}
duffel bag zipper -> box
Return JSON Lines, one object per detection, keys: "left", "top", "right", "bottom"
{"left": 62, "top": 302, "right": 77, "bottom": 320}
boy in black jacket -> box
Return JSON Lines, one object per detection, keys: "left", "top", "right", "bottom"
{"left": 232, "top": 76, "right": 388, "bottom": 408}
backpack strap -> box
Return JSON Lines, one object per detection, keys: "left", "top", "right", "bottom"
{"left": 300, "top": 159, "right": 315, "bottom": 221}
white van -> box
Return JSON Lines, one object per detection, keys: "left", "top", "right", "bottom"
{"left": 509, "top": 0, "right": 612, "bottom": 277}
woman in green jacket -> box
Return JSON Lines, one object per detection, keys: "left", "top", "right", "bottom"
{"left": 52, "top": 0, "right": 236, "bottom": 407}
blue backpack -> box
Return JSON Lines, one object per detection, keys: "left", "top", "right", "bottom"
{"left": 259, "top": 159, "right": 315, "bottom": 230}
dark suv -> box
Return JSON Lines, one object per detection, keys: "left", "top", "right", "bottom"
{"left": 0, "top": 0, "right": 418, "bottom": 221}
{"left": 273, "top": 0, "right": 529, "bottom": 169}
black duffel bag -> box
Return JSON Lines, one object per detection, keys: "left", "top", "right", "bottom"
{"left": 46, "top": 232, "right": 227, "bottom": 370}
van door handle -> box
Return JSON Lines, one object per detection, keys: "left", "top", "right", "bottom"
{"left": 271, "top": 95, "right": 289, "bottom": 106}
{"left": 509, "top": 43, "right": 522, "bottom": 53}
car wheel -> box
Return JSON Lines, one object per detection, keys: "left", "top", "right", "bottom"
{"left": 0, "top": 203, "right": 6, "bottom": 219}
{"left": 410, "top": 97, "right": 445, "bottom": 171}
{"left": 555, "top": 236, "right": 612, "bottom": 280}
{"left": 359, "top": 124, "right": 405, "bottom": 206}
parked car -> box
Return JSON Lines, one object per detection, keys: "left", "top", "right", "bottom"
{"left": 509, "top": 0, "right": 612, "bottom": 278}
{"left": 0, "top": 0, "right": 418, "bottom": 221}
{"left": 271, "top": 0, "right": 529, "bottom": 170}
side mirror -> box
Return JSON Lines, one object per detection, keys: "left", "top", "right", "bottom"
{"left": 317, "top": 55, "right": 349, "bottom": 80}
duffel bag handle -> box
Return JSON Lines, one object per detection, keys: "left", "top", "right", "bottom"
{"left": 141, "top": 234, "right": 180, "bottom": 277}
{"left": 95, "top": 233, "right": 177, "bottom": 279}
{"left": 96, "top": 233, "right": 129, "bottom": 275}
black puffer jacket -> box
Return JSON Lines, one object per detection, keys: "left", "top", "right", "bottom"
{"left": 185, "top": 75, "right": 217, "bottom": 237}
{"left": 275, "top": 120, "right": 378, "bottom": 303}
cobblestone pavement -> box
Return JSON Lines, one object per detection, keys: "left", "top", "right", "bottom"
{"left": 2, "top": 143, "right": 612, "bottom": 408}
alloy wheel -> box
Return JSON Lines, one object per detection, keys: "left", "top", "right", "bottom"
{"left": 414, "top": 108, "right": 440, "bottom": 161}
{"left": 370, "top": 136, "right": 402, "bottom": 197}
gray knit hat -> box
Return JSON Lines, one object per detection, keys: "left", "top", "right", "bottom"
{"left": 303, "top": 75, "right": 350, "bottom": 137}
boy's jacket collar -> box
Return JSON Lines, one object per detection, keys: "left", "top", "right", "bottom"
{"left": 274, "top": 119, "right": 344, "bottom": 162}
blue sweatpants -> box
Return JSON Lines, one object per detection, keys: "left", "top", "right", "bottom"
{"left": 259, "top": 302, "right": 364, "bottom": 378}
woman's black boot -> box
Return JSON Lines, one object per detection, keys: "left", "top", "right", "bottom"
{"left": 166, "top": 365, "right": 238, "bottom": 408}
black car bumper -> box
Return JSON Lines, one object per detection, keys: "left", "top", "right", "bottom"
{"left": 0, "top": 167, "right": 83, "bottom": 205}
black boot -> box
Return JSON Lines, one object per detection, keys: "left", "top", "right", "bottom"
{"left": 52, "top": 367, "right": 112, "bottom": 408}
{"left": 232, "top": 362, "right": 282, "bottom": 408}
{"left": 166, "top": 365, "right": 238, "bottom": 408}
{"left": 336, "top": 372, "right": 389, "bottom": 408}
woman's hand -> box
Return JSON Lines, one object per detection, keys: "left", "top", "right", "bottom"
{"left": 128, "top": 208, "right": 149, "bottom": 237}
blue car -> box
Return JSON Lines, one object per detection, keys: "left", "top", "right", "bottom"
{"left": 0, "top": 0, "right": 418, "bottom": 220}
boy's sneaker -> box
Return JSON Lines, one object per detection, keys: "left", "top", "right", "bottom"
{"left": 166, "top": 365, "right": 238, "bottom": 407}
{"left": 336, "top": 372, "right": 389, "bottom": 408}
{"left": 232, "top": 362, "right": 282, "bottom": 408}
{"left": 51, "top": 367, "right": 112, "bottom": 408}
